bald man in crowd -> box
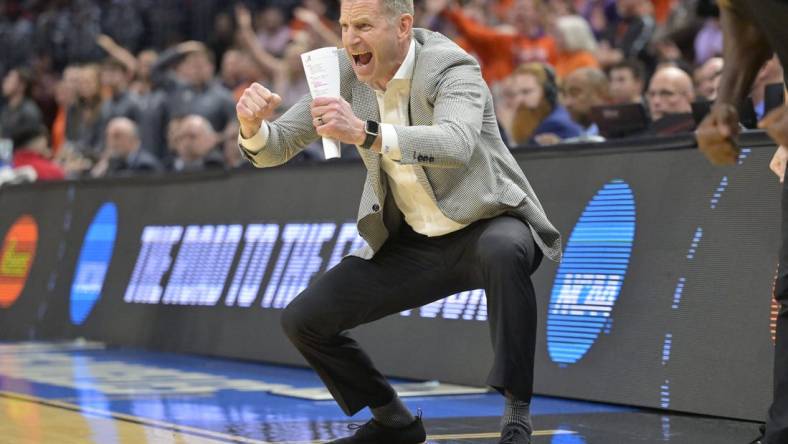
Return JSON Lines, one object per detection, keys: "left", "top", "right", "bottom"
{"left": 169, "top": 114, "right": 225, "bottom": 172}
{"left": 561, "top": 67, "right": 610, "bottom": 137}
{"left": 646, "top": 66, "right": 695, "bottom": 121}
{"left": 92, "top": 117, "right": 161, "bottom": 177}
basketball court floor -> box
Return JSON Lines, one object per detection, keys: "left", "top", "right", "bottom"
{"left": 0, "top": 341, "right": 762, "bottom": 443}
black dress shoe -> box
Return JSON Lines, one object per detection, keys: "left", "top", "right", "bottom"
{"left": 327, "top": 414, "right": 426, "bottom": 443}
{"left": 499, "top": 423, "right": 531, "bottom": 444}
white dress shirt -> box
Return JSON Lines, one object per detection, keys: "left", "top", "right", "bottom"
{"left": 240, "top": 39, "right": 466, "bottom": 237}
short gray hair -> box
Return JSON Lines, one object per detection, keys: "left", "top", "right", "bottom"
{"left": 381, "top": 0, "right": 414, "bottom": 18}
{"left": 556, "top": 15, "right": 597, "bottom": 53}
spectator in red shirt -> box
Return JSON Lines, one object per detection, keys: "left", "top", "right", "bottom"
{"left": 11, "top": 125, "right": 65, "bottom": 181}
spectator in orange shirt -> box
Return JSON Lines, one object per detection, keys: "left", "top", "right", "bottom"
{"left": 552, "top": 15, "right": 600, "bottom": 78}
{"left": 441, "top": 0, "right": 558, "bottom": 85}
{"left": 50, "top": 65, "right": 81, "bottom": 156}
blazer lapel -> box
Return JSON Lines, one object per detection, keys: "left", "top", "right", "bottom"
{"left": 352, "top": 82, "right": 380, "bottom": 122}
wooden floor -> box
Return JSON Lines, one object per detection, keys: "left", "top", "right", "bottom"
{"left": 0, "top": 391, "right": 577, "bottom": 444}
{"left": 0, "top": 392, "right": 236, "bottom": 444}
{"left": 0, "top": 341, "right": 762, "bottom": 444}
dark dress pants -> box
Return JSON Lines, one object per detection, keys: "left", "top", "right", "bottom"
{"left": 768, "top": 164, "right": 788, "bottom": 444}
{"left": 280, "top": 215, "right": 543, "bottom": 415}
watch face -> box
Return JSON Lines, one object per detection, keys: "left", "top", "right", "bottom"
{"left": 366, "top": 120, "right": 379, "bottom": 135}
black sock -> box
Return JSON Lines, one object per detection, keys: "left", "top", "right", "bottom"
{"left": 501, "top": 396, "right": 532, "bottom": 433}
{"left": 371, "top": 396, "right": 415, "bottom": 428}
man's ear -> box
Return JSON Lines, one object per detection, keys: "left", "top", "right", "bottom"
{"left": 399, "top": 13, "right": 414, "bottom": 39}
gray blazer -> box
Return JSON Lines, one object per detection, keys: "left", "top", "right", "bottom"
{"left": 241, "top": 28, "right": 562, "bottom": 262}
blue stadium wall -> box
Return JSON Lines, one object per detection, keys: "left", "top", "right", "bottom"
{"left": 0, "top": 132, "right": 780, "bottom": 421}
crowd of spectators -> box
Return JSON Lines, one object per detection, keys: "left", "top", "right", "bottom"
{"left": 0, "top": 0, "right": 783, "bottom": 184}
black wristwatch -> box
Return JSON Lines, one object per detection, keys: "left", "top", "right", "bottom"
{"left": 360, "top": 120, "right": 380, "bottom": 149}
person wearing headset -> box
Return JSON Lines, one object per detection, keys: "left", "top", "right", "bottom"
{"left": 508, "top": 63, "right": 583, "bottom": 146}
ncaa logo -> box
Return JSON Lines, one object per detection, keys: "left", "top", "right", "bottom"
{"left": 547, "top": 180, "right": 636, "bottom": 365}
{"left": 70, "top": 203, "right": 118, "bottom": 325}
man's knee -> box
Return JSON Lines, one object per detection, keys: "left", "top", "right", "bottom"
{"left": 477, "top": 226, "right": 533, "bottom": 270}
{"left": 280, "top": 294, "right": 320, "bottom": 342}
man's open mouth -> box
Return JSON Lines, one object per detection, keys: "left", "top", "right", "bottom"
{"left": 352, "top": 52, "right": 373, "bottom": 67}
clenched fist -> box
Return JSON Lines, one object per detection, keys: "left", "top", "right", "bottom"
{"left": 236, "top": 83, "right": 282, "bottom": 138}
{"left": 310, "top": 97, "right": 367, "bottom": 147}
{"left": 696, "top": 103, "right": 741, "bottom": 166}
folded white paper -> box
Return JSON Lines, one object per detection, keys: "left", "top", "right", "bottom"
{"left": 301, "top": 47, "right": 342, "bottom": 159}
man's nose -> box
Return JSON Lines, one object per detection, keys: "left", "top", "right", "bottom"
{"left": 345, "top": 28, "right": 361, "bottom": 46}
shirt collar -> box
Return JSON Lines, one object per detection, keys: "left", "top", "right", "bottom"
{"left": 379, "top": 39, "right": 416, "bottom": 91}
